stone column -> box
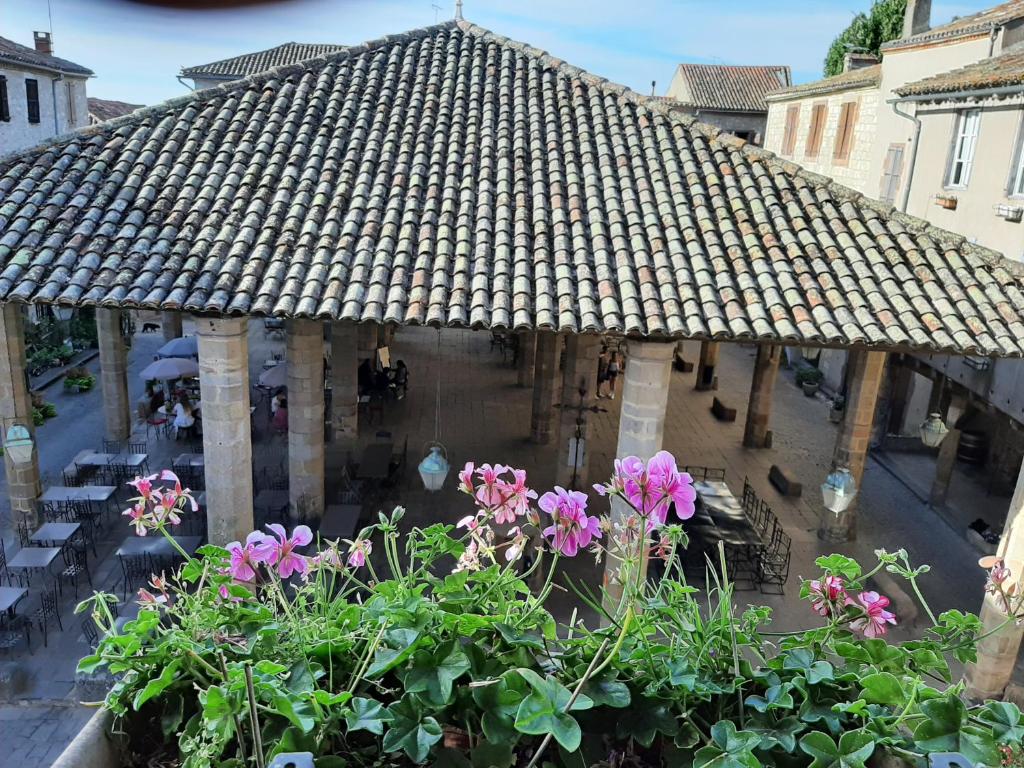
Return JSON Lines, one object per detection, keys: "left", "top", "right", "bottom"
{"left": 96, "top": 308, "right": 131, "bottom": 441}
{"left": 602, "top": 340, "right": 675, "bottom": 608}
{"left": 358, "top": 324, "right": 379, "bottom": 361}
{"left": 287, "top": 319, "right": 326, "bottom": 522}
{"left": 517, "top": 331, "right": 537, "bottom": 388}
{"left": 966, "top": 454, "right": 1024, "bottom": 699}
{"left": 161, "top": 311, "right": 183, "bottom": 343}
{"left": 819, "top": 350, "right": 887, "bottom": 543}
{"left": 530, "top": 331, "right": 561, "bottom": 444}
{"left": 0, "top": 304, "right": 41, "bottom": 527}
{"left": 886, "top": 359, "right": 914, "bottom": 435}
{"left": 330, "top": 322, "right": 358, "bottom": 443}
{"left": 555, "top": 335, "right": 602, "bottom": 488}
{"left": 196, "top": 317, "right": 254, "bottom": 545}
{"left": 742, "top": 344, "right": 781, "bottom": 449}
{"left": 695, "top": 340, "right": 718, "bottom": 391}
{"left": 929, "top": 394, "right": 967, "bottom": 508}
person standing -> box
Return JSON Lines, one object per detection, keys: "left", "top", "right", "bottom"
{"left": 596, "top": 346, "right": 610, "bottom": 398}
{"left": 606, "top": 351, "right": 621, "bottom": 400}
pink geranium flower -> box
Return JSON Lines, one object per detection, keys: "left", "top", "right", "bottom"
{"left": 506, "top": 526, "right": 528, "bottom": 562}
{"left": 494, "top": 468, "right": 537, "bottom": 524}
{"left": 226, "top": 531, "right": 270, "bottom": 583}
{"left": 850, "top": 591, "right": 897, "bottom": 638}
{"left": 647, "top": 451, "right": 696, "bottom": 522}
{"left": 347, "top": 538, "right": 371, "bottom": 568}
{"left": 128, "top": 474, "right": 159, "bottom": 501}
{"left": 475, "top": 463, "right": 510, "bottom": 508}
{"left": 539, "top": 486, "right": 602, "bottom": 557}
{"left": 458, "top": 462, "right": 475, "bottom": 495}
{"left": 260, "top": 524, "right": 312, "bottom": 579}
{"left": 123, "top": 502, "right": 148, "bottom": 536}
{"left": 808, "top": 575, "right": 846, "bottom": 617}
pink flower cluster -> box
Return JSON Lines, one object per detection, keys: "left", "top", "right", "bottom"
{"left": 594, "top": 451, "right": 696, "bottom": 528}
{"left": 539, "top": 487, "right": 602, "bottom": 557}
{"left": 808, "top": 576, "right": 898, "bottom": 638}
{"left": 459, "top": 463, "right": 538, "bottom": 524}
{"left": 122, "top": 470, "right": 198, "bottom": 536}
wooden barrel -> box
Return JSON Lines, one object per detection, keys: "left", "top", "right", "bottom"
{"left": 957, "top": 430, "right": 987, "bottom": 465}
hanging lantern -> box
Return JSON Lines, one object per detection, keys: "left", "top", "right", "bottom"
{"left": 418, "top": 442, "right": 449, "bottom": 492}
{"left": 821, "top": 466, "right": 857, "bottom": 516}
{"left": 52, "top": 305, "right": 74, "bottom": 322}
{"left": 919, "top": 413, "right": 949, "bottom": 448}
{"left": 4, "top": 424, "right": 34, "bottom": 465}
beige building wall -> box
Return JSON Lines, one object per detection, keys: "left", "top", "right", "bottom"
{"left": 764, "top": 86, "right": 879, "bottom": 194}
{"left": 907, "top": 100, "right": 1024, "bottom": 261}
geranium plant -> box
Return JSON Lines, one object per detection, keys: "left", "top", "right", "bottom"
{"left": 78, "top": 458, "right": 1024, "bottom": 768}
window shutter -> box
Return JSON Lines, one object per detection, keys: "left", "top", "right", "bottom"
{"left": 782, "top": 105, "right": 799, "bottom": 155}
{"left": 805, "top": 104, "right": 826, "bottom": 158}
{"left": 25, "top": 79, "right": 40, "bottom": 124}
{"left": 0, "top": 77, "right": 9, "bottom": 122}
{"left": 834, "top": 101, "right": 858, "bottom": 161}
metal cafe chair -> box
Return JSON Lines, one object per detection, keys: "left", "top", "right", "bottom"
{"left": 33, "top": 585, "right": 63, "bottom": 648}
{"left": 758, "top": 528, "right": 792, "bottom": 595}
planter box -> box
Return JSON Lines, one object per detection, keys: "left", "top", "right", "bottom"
{"left": 52, "top": 710, "right": 120, "bottom": 768}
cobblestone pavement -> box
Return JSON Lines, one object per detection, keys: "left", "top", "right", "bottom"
{"left": 0, "top": 703, "right": 93, "bottom": 768}
{"left": 0, "top": 324, "right": 1001, "bottom": 758}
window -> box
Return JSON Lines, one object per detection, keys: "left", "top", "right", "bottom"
{"left": 781, "top": 105, "right": 800, "bottom": 155}
{"left": 1009, "top": 117, "right": 1024, "bottom": 197}
{"left": 805, "top": 103, "right": 827, "bottom": 158}
{"left": 879, "top": 143, "right": 905, "bottom": 204}
{"left": 946, "top": 109, "right": 980, "bottom": 188}
{"left": 833, "top": 100, "right": 859, "bottom": 162}
{"left": 65, "top": 81, "right": 75, "bottom": 124}
{"left": 25, "top": 78, "right": 40, "bottom": 124}
{"left": 0, "top": 76, "right": 8, "bottom": 122}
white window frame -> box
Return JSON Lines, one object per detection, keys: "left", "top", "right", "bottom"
{"left": 1009, "top": 116, "right": 1024, "bottom": 198}
{"left": 946, "top": 109, "right": 980, "bottom": 189}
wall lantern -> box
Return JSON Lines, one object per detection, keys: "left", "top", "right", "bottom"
{"left": 4, "top": 424, "right": 34, "bottom": 465}
{"left": 52, "top": 305, "right": 74, "bottom": 322}
{"left": 919, "top": 412, "right": 949, "bottom": 449}
{"left": 821, "top": 466, "right": 857, "bottom": 516}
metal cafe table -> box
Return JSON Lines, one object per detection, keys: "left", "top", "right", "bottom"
{"left": 30, "top": 522, "right": 81, "bottom": 547}
{"left": 7, "top": 547, "right": 63, "bottom": 581}
{"left": 40, "top": 485, "right": 117, "bottom": 512}
{"left": 77, "top": 452, "right": 149, "bottom": 469}
{"left": 0, "top": 586, "right": 27, "bottom": 618}
{"left": 319, "top": 504, "right": 361, "bottom": 542}
{"left": 116, "top": 535, "right": 203, "bottom": 561}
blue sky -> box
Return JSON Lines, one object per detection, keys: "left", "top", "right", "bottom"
{"left": 5, "top": 0, "right": 986, "bottom": 105}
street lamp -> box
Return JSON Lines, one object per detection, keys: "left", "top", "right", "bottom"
{"left": 418, "top": 443, "right": 450, "bottom": 492}
{"left": 919, "top": 413, "right": 949, "bottom": 448}
{"left": 3, "top": 424, "right": 34, "bottom": 465}
{"left": 821, "top": 466, "right": 857, "bottom": 516}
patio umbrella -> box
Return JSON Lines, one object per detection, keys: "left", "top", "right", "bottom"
{"left": 258, "top": 364, "right": 288, "bottom": 388}
{"left": 139, "top": 357, "right": 200, "bottom": 381}
{"left": 156, "top": 336, "right": 198, "bottom": 358}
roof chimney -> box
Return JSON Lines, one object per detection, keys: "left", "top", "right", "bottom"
{"left": 902, "top": 0, "right": 931, "bottom": 38}
{"left": 843, "top": 52, "right": 880, "bottom": 72}
{"left": 33, "top": 31, "right": 53, "bottom": 55}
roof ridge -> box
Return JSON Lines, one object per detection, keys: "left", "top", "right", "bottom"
{"left": 0, "top": 21, "right": 460, "bottom": 169}
{"left": 180, "top": 40, "right": 345, "bottom": 76}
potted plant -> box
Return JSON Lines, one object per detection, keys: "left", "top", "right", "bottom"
{"left": 829, "top": 395, "right": 846, "bottom": 423}
{"left": 796, "top": 366, "right": 824, "bottom": 397}
{"left": 64, "top": 366, "right": 96, "bottom": 393}
{"left": 62, "top": 462, "right": 1023, "bottom": 768}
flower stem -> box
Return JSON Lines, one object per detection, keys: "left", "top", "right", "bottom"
{"left": 156, "top": 523, "right": 191, "bottom": 563}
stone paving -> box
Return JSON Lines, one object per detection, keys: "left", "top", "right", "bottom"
{"left": 0, "top": 322, "right": 1005, "bottom": 764}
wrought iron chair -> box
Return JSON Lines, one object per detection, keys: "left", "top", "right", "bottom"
{"left": 758, "top": 527, "right": 792, "bottom": 595}
{"left": 33, "top": 585, "right": 63, "bottom": 648}
{"left": 59, "top": 545, "right": 92, "bottom": 599}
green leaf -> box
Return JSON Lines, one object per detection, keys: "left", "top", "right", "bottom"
{"left": 799, "top": 730, "right": 875, "bottom": 768}
{"left": 366, "top": 628, "right": 421, "bottom": 678}
{"left": 616, "top": 696, "right": 679, "bottom": 747}
{"left": 858, "top": 673, "right": 905, "bottom": 707}
{"left": 783, "top": 649, "right": 833, "bottom": 684}
{"left": 514, "top": 669, "right": 592, "bottom": 752}
{"left": 383, "top": 697, "right": 443, "bottom": 764}
{"left": 400, "top": 641, "right": 470, "bottom": 706}
{"left": 746, "top": 713, "right": 804, "bottom": 753}
{"left": 346, "top": 697, "right": 393, "bottom": 736}
{"left": 494, "top": 623, "right": 545, "bottom": 650}
{"left": 814, "top": 554, "right": 862, "bottom": 580}
{"left": 470, "top": 740, "right": 515, "bottom": 768}
{"left": 274, "top": 694, "right": 316, "bottom": 734}
{"left": 286, "top": 661, "right": 317, "bottom": 694}
{"left": 472, "top": 672, "right": 527, "bottom": 744}
{"left": 580, "top": 676, "right": 631, "bottom": 708}
{"left": 745, "top": 683, "right": 794, "bottom": 713}
{"left": 693, "top": 721, "right": 761, "bottom": 768}
{"left": 161, "top": 692, "right": 185, "bottom": 738}
{"left": 180, "top": 558, "right": 204, "bottom": 583}
{"left": 200, "top": 685, "right": 236, "bottom": 741}
{"left": 979, "top": 701, "right": 1024, "bottom": 743}
{"left": 913, "top": 695, "right": 964, "bottom": 752}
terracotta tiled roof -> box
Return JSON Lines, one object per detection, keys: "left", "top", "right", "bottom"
{"left": 897, "top": 43, "right": 1024, "bottom": 96}
{"left": 181, "top": 42, "right": 346, "bottom": 80}
{"left": 766, "top": 65, "right": 881, "bottom": 101}
{"left": 0, "top": 36, "right": 92, "bottom": 76}
{"left": 883, "top": 0, "right": 1024, "bottom": 51}
{"left": 2, "top": 21, "right": 1024, "bottom": 355}
{"left": 87, "top": 98, "right": 143, "bottom": 122}
{"left": 671, "top": 64, "right": 791, "bottom": 112}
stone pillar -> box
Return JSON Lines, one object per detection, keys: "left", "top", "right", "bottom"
{"left": 602, "top": 340, "right": 675, "bottom": 609}
{"left": 358, "top": 324, "right": 379, "bottom": 361}
{"left": 695, "top": 341, "right": 718, "bottom": 390}
{"left": 0, "top": 304, "right": 41, "bottom": 527}
{"left": 819, "top": 350, "right": 887, "bottom": 543}
{"left": 517, "top": 331, "right": 537, "bottom": 388}
{"left": 742, "top": 344, "right": 781, "bottom": 449}
{"left": 96, "top": 308, "right": 131, "bottom": 441}
{"left": 929, "top": 394, "right": 966, "bottom": 508}
{"left": 886, "top": 359, "right": 914, "bottom": 435}
{"left": 556, "top": 335, "right": 602, "bottom": 488}
{"left": 530, "top": 331, "right": 561, "bottom": 445}
{"left": 330, "top": 322, "right": 358, "bottom": 443}
{"left": 196, "top": 317, "right": 254, "bottom": 545}
{"left": 966, "top": 454, "right": 1024, "bottom": 699}
{"left": 287, "top": 319, "right": 326, "bottom": 522}
{"left": 161, "top": 311, "right": 183, "bottom": 343}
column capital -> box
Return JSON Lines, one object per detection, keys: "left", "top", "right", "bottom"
{"left": 195, "top": 316, "right": 248, "bottom": 338}
{"left": 626, "top": 338, "right": 677, "bottom": 361}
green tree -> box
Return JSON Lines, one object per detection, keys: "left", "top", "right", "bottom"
{"left": 823, "top": 0, "right": 906, "bottom": 77}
